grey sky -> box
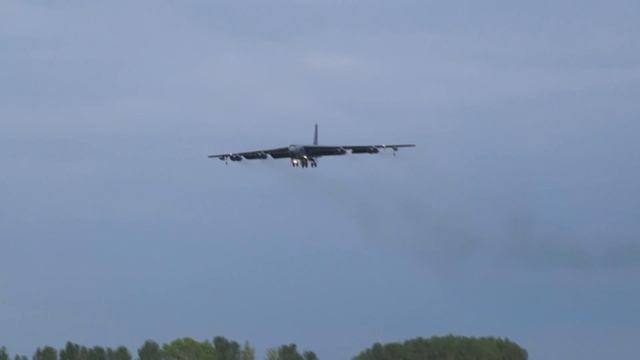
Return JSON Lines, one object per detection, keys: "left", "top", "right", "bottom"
{"left": 1, "top": 1, "right": 639, "bottom": 359}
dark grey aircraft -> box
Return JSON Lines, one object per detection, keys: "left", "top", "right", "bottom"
{"left": 208, "top": 124, "right": 415, "bottom": 168}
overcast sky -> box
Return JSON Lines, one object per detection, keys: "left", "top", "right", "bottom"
{"left": 1, "top": 1, "right": 639, "bottom": 359}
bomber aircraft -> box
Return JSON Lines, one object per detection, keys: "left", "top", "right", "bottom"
{"left": 208, "top": 124, "right": 415, "bottom": 168}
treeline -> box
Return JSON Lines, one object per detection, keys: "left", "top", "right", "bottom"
{"left": 0, "top": 337, "right": 316, "bottom": 360}
{"left": 353, "top": 335, "right": 528, "bottom": 360}
{"left": 1, "top": 335, "right": 527, "bottom": 360}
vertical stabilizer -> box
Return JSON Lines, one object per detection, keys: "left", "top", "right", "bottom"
{"left": 313, "top": 123, "right": 319, "bottom": 145}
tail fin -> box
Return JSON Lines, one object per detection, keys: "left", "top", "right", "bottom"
{"left": 313, "top": 123, "right": 319, "bottom": 145}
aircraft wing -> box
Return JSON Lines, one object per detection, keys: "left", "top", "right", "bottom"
{"left": 303, "top": 146, "right": 350, "bottom": 157}
{"left": 300, "top": 144, "right": 415, "bottom": 156}
{"left": 342, "top": 144, "right": 416, "bottom": 154}
{"left": 208, "top": 147, "right": 290, "bottom": 161}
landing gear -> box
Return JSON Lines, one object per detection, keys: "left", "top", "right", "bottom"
{"left": 290, "top": 158, "right": 317, "bottom": 168}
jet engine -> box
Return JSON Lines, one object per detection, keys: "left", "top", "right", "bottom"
{"left": 351, "top": 147, "right": 379, "bottom": 154}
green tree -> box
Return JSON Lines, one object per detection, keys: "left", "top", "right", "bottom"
{"left": 137, "top": 341, "right": 161, "bottom": 360}
{"left": 264, "top": 349, "right": 278, "bottom": 360}
{"left": 162, "top": 338, "right": 215, "bottom": 360}
{"left": 239, "top": 342, "right": 254, "bottom": 360}
{"left": 33, "top": 346, "right": 58, "bottom": 360}
{"left": 265, "top": 345, "right": 316, "bottom": 360}
{"left": 212, "top": 337, "right": 239, "bottom": 360}
{"left": 86, "top": 347, "right": 106, "bottom": 360}
{"left": 59, "top": 343, "right": 82, "bottom": 360}
{"left": 1, "top": 347, "right": 9, "bottom": 360}
{"left": 301, "top": 352, "right": 317, "bottom": 360}
{"left": 353, "top": 335, "right": 527, "bottom": 360}
{"left": 107, "top": 347, "right": 130, "bottom": 360}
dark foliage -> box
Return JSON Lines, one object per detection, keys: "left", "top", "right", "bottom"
{"left": 353, "top": 335, "right": 527, "bottom": 360}
{"left": 0, "top": 334, "right": 527, "bottom": 360}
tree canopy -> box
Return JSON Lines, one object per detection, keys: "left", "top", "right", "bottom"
{"left": 264, "top": 344, "right": 317, "bottom": 360}
{"left": 353, "top": 335, "right": 528, "bottom": 360}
